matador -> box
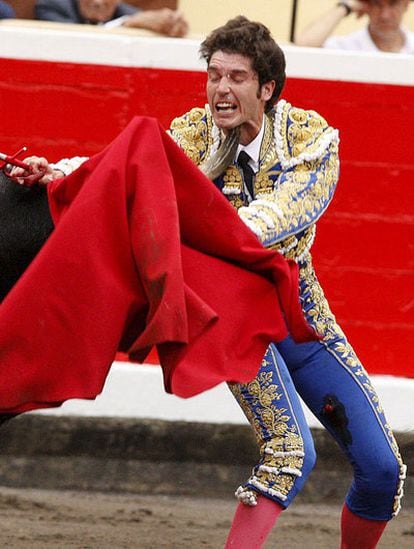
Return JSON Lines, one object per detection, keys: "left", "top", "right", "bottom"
{"left": 167, "top": 16, "right": 406, "bottom": 549}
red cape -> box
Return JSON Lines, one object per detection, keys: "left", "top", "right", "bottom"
{"left": 0, "top": 117, "right": 316, "bottom": 413}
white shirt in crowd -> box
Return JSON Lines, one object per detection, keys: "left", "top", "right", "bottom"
{"left": 324, "top": 27, "right": 414, "bottom": 54}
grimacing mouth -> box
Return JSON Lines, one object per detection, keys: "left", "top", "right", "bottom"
{"left": 215, "top": 101, "right": 237, "bottom": 112}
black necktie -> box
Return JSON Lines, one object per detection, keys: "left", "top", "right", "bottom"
{"left": 237, "top": 150, "right": 255, "bottom": 198}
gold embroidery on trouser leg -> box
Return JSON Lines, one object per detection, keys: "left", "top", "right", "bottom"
{"left": 228, "top": 351, "right": 305, "bottom": 505}
{"left": 299, "top": 255, "right": 406, "bottom": 516}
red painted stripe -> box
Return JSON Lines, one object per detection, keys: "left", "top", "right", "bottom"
{"left": 1, "top": 57, "right": 413, "bottom": 378}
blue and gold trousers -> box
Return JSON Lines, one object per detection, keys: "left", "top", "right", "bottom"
{"left": 229, "top": 260, "right": 406, "bottom": 521}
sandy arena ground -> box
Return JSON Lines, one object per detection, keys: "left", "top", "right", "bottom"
{"left": 0, "top": 487, "right": 412, "bottom": 548}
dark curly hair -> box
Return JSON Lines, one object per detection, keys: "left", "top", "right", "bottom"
{"left": 200, "top": 16, "right": 286, "bottom": 112}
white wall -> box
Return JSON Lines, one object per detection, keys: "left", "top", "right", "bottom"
{"left": 36, "top": 361, "right": 414, "bottom": 433}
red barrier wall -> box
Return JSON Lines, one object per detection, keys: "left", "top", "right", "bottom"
{"left": 1, "top": 29, "right": 413, "bottom": 377}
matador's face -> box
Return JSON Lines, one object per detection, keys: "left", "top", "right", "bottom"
{"left": 206, "top": 51, "right": 275, "bottom": 146}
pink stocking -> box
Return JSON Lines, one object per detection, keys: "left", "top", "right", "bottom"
{"left": 341, "top": 503, "right": 387, "bottom": 549}
{"left": 225, "top": 496, "right": 283, "bottom": 548}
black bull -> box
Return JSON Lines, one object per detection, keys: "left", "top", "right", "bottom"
{"left": 0, "top": 172, "right": 54, "bottom": 301}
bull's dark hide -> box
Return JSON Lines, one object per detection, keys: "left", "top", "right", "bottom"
{"left": 0, "top": 172, "right": 53, "bottom": 301}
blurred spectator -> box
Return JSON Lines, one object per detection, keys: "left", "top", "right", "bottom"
{"left": 295, "top": 0, "right": 414, "bottom": 53}
{"left": 0, "top": 0, "right": 15, "bottom": 19}
{"left": 35, "top": 0, "right": 189, "bottom": 37}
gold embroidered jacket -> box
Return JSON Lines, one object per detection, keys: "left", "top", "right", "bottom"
{"left": 169, "top": 99, "right": 339, "bottom": 263}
